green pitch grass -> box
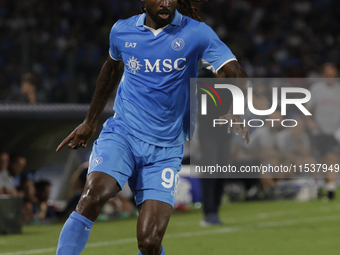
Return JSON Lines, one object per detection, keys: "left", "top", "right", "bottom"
{"left": 1, "top": 197, "right": 340, "bottom": 255}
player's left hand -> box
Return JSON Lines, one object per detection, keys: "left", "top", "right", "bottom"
{"left": 219, "top": 113, "right": 250, "bottom": 144}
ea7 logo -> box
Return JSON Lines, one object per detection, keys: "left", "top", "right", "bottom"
{"left": 125, "top": 42, "right": 137, "bottom": 48}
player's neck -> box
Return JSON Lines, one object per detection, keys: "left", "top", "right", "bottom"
{"left": 145, "top": 16, "right": 159, "bottom": 29}
{"left": 145, "top": 15, "right": 172, "bottom": 30}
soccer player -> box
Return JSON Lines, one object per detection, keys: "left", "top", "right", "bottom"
{"left": 56, "top": 0, "right": 249, "bottom": 254}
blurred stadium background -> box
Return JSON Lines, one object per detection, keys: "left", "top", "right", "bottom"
{"left": 1, "top": 0, "right": 340, "bottom": 254}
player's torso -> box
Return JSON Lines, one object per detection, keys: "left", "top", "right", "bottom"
{"left": 109, "top": 14, "right": 202, "bottom": 145}
{"left": 116, "top": 16, "right": 200, "bottom": 83}
{"left": 114, "top": 15, "right": 200, "bottom": 112}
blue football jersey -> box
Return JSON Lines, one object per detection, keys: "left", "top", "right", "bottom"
{"left": 109, "top": 10, "right": 236, "bottom": 147}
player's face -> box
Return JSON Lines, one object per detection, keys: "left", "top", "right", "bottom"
{"left": 142, "top": 0, "right": 178, "bottom": 29}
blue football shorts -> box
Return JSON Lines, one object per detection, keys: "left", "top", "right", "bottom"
{"left": 88, "top": 116, "right": 184, "bottom": 208}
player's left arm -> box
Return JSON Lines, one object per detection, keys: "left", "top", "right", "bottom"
{"left": 56, "top": 57, "right": 123, "bottom": 152}
{"left": 220, "top": 60, "right": 250, "bottom": 144}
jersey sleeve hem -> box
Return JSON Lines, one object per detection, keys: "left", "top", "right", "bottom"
{"left": 109, "top": 51, "right": 122, "bottom": 61}
{"left": 215, "top": 58, "right": 237, "bottom": 74}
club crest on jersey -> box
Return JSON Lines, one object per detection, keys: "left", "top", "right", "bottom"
{"left": 126, "top": 56, "right": 143, "bottom": 74}
{"left": 171, "top": 38, "right": 185, "bottom": 51}
{"left": 92, "top": 157, "right": 103, "bottom": 167}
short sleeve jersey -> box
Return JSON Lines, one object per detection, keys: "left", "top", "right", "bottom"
{"left": 109, "top": 10, "right": 236, "bottom": 147}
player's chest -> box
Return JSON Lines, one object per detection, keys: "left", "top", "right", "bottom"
{"left": 119, "top": 31, "right": 196, "bottom": 74}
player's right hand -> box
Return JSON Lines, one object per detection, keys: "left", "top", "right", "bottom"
{"left": 219, "top": 113, "right": 250, "bottom": 144}
{"left": 56, "top": 122, "right": 96, "bottom": 152}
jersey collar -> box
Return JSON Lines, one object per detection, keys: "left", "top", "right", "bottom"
{"left": 136, "top": 10, "right": 183, "bottom": 27}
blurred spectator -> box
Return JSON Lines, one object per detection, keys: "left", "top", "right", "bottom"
{"left": 0, "top": 151, "right": 18, "bottom": 196}
{"left": 20, "top": 178, "right": 55, "bottom": 224}
{"left": 307, "top": 63, "right": 340, "bottom": 199}
{"left": 6, "top": 72, "right": 43, "bottom": 104}
{"left": 21, "top": 178, "right": 38, "bottom": 223}
{"left": 0, "top": 152, "right": 22, "bottom": 196}
{"left": 8, "top": 153, "right": 27, "bottom": 189}
{"left": 35, "top": 180, "right": 56, "bottom": 221}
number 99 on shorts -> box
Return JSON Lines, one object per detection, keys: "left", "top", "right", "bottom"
{"left": 161, "top": 168, "right": 179, "bottom": 197}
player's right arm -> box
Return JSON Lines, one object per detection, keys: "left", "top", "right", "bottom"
{"left": 56, "top": 57, "right": 123, "bottom": 152}
{"left": 197, "top": 22, "right": 250, "bottom": 144}
{"left": 220, "top": 60, "right": 250, "bottom": 144}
